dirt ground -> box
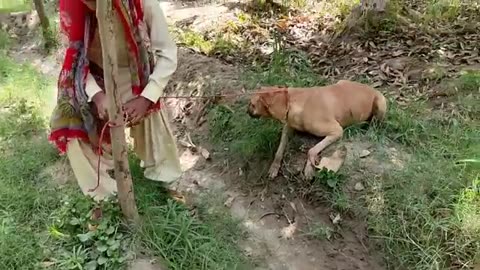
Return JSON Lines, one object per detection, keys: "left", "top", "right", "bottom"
{"left": 165, "top": 49, "right": 393, "bottom": 269}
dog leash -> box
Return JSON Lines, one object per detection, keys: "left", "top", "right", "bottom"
{"left": 88, "top": 88, "right": 289, "bottom": 193}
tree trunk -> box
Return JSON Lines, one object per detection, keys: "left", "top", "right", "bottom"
{"left": 32, "top": 0, "right": 52, "bottom": 48}
{"left": 360, "top": 0, "right": 388, "bottom": 12}
{"left": 96, "top": 0, "right": 139, "bottom": 224}
{"left": 332, "top": 0, "right": 390, "bottom": 41}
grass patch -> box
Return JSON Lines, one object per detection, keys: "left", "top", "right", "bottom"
{"left": 425, "top": 0, "right": 463, "bottom": 22}
{"left": 0, "top": 29, "right": 9, "bottom": 50}
{"left": 458, "top": 70, "right": 480, "bottom": 93}
{"left": 0, "top": 0, "right": 30, "bottom": 13}
{"left": 245, "top": 48, "right": 328, "bottom": 88}
{"left": 0, "top": 51, "right": 249, "bottom": 269}
{"left": 131, "top": 159, "right": 252, "bottom": 270}
{"left": 362, "top": 98, "right": 480, "bottom": 269}
{"left": 211, "top": 44, "right": 480, "bottom": 268}
{"left": 338, "top": 82, "right": 480, "bottom": 267}
{"left": 305, "top": 222, "right": 335, "bottom": 241}
{"left": 208, "top": 49, "right": 326, "bottom": 162}
{"left": 172, "top": 27, "right": 245, "bottom": 57}
{"left": 209, "top": 102, "right": 281, "bottom": 161}
{"left": 0, "top": 51, "right": 65, "bottom": 269}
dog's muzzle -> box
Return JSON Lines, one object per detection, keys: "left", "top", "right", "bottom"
{"left": 247, "top": 109, "right": 260, "bottom": 118}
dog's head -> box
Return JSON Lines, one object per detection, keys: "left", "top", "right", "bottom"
{"left": 247, "top": 86, "right": 288, "bottom": 120}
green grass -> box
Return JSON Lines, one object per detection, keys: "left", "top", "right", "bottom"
{"left": 0, "top": 46, "right": 249, "bottom": 269}
{"left": 132, "top": 160, "right": 252, "bottom": 270}
{"left": 0, "top": 0, "right": 30, "bottom": 13}
{"left": 209, "top": 49, "right": 327, "bottom": 161}
{"left": 0, "top": 49, "right": 64, "bottom": 269}
{"left": 172, "top": 27, "right": 245, "bottom": 57}
{"left": 0, "top": 29, "right": 9, "bottom": 50}
{"left": 208, "top": 48, "right": 480, "bottom": 269}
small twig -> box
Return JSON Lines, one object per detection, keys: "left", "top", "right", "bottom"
{"left": 282, "top": 206, "right": 295, "bottom": 224}
{"left": 194, "top": 98, "right": 212, "bottom": 126}
{"left": 257, "top": 212, "right": 287, "bottom": 222}
{"left": 298, "top": 201, "right": 312, "bottom": 227}
{"left": 186, "top": 132, "right": 196, "bottom": 148}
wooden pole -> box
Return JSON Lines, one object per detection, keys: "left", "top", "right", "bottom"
{"left": 32, "top": 0, "right": 52, "bottom": 49}
{"left": 96, "top": 0, "right": 139, "bottom": 223}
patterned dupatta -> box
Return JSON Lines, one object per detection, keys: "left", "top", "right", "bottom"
{"left": 49, "top": 0, "right": 160, "bottom": 154}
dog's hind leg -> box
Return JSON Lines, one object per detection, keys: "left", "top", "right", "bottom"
{"left": 373, "top": 93, "right": 387, "bottom": 121}
{"left": 268, "top": 124, "right": 292, "bottom": 179}
{"left": 304, "top": 125, "right": 343, "bottom": 179}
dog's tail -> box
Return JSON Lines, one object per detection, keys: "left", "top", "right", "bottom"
{"left": 372, "top": 92, "right": 387, "bottom": 121}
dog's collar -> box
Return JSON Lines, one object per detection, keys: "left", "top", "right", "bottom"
{"left": 284, "top": 89, "right": 290, "bottom": 123}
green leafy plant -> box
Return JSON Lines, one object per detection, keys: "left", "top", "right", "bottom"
{"left": 305, "top": 222, "right": 335, "bottom": 240}
{"left": 314, "top": 168, "right": 344, "bottom": 189}
{"left": 50, "top": 196, "right": 131, "bottom": 270}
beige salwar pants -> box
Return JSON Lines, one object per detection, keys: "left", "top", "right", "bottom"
{"left": 66, "top": 68, "right": 182, "bottom": 201}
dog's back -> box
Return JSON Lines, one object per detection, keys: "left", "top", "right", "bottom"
{"left": 288, "top": 80, "right": 387, "bottom": 129}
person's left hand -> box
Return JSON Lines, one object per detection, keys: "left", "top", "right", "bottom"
{"left": 123, "top": 96, "right": 153, "bottom": 126}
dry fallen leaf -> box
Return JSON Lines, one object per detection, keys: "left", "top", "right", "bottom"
{"left": 360, "top": 149, "right": 371, "bottom": 158}
{"left": 330, "top": 213, "right": 342, "bottom": 225}
{"left": 289, "top": 202, "right": 297, "bottom": 213}
{"left": 354, "top": 182, "right": 365, "bottom": 191}
{"left": 40, "top": 261, "right": 55, "bottom": 268}
{"left": 199, "top": 147, "right": 211, "bottom": 160}
{"left": 88, "top": 223, "right": 98, "bottom": 232}
{"left": 169, "top": 190, "right": 186, "bottom": 204}
{"left": 224, "top": 196, "right": 236, "bottom": 208}
{"left": 315, "top": 146, "right": 347, "bottom": 173}
{"left": 372, "top": 81, "right": 384, "bottom": 88}
{"left": 281, "top": 222, "right": 297, "bottom": 239}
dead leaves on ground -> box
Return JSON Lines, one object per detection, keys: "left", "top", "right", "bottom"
{"left": 187, "top": 3, "right": 480, "bottom": 103}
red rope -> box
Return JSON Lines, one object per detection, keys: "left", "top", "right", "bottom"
{"left": 87, "top": 89, "right": 289, "bottom": 192}
{"left": 88, "top": 121, "right": 111, "bottom": 192}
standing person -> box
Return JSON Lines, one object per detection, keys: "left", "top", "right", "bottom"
{"left": 49, "top": 0, "right": 182, "bottom": 200}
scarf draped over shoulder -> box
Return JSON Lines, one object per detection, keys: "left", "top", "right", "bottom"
{"left": 49, "top": 0, "right": 159, "bottom": 153}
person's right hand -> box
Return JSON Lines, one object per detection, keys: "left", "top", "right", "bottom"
{"left": 92, "top": 92, "right": 108, "bottom": 120}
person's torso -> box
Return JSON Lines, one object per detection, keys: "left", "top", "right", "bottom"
{"left": 87, "top": 15, "right": 130, "bottom": 69}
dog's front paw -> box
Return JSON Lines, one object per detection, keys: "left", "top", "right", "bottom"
{"left": 268, "top": 162, "right": 281, "bottom": 179}
{"left": 303, "top": 164, "right": 315, "bottom": 180}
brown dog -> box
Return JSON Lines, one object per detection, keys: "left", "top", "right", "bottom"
{"left": 247, "top": 80, "right": 387, "bottom": 179}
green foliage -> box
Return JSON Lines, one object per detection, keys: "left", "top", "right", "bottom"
{"left": 425, "top": 0, "right": 462, "bottom": 21}
{"left": 245, "top": 49, "right": 327, "bottom": 88}
{"left": 0, "top": 52, "right": 250, "bottom": 270}
{"left": 0, "top": 29, "right": 9, "bottom": 50}
{"left": 457, "top": 71, "right": 480, "bottom": 93}
{"left": 314, "top": 168, "right": 345, "bottom": 189}
{"left": 0, "top": 98, "right": 45, "bottom": 139}
{"left": 313, "top": 169, "right": 352, "bottom": 212}
{"left": 305, "top": 222, "right": 335, "bottom": 240}
{"left": 141, "top": 199, "right": 251, "bottom": 270}
{"left": 42, "top": 20, "right": 59, "bottom": 51}
{"left": 172, "top": 27, "right": 244, "bottom": 57}
{"left": 50, "top": 196, "right": 131, "bottom": 270}
{"left": 209, "top": 103, "right": 281, "bottom": 160}
{"left": 0, "top": 0, "right": 30, "bottom": 12}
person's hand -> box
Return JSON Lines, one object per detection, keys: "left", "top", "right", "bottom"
{"left": 92, "top": 92, "right": 108, "bottom": 120}
{"left": 123, "top": 96, "right": 153, "bottom": 126}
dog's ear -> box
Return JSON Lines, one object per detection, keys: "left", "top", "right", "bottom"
{"left": 258, "top": 90, "right": 289, "bottom": 121}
